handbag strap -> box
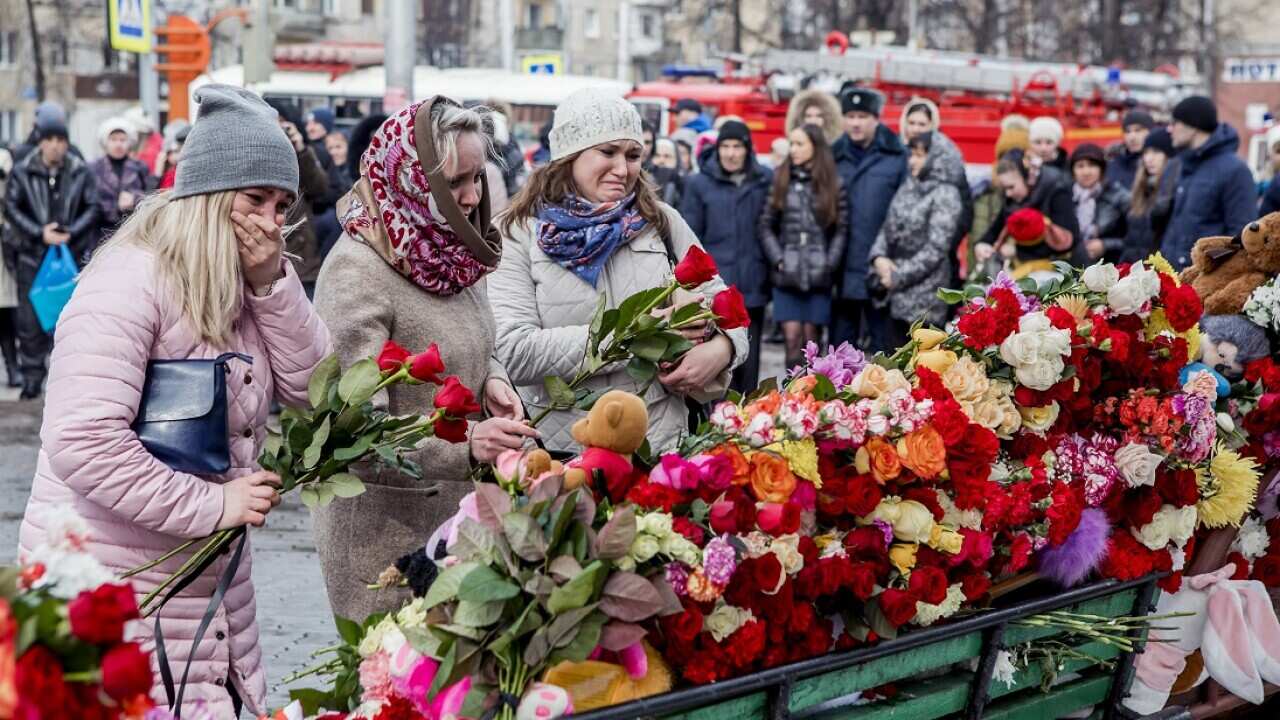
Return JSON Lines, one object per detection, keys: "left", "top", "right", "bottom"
{"left": 154, "top": 528, "right": 248, "bottom": 717}
{"left": 213, "top": 352, "right": 253, "bottom": 368}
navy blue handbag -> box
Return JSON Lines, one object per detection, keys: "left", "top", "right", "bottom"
{"left": 132, "top": 352, "right": 252, "bottom": 474}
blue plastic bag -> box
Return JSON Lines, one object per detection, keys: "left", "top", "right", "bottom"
{"left": 28, "top": 245, "right": 78, "bottom": 333}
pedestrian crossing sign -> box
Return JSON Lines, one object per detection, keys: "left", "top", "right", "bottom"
{"left": 108, "top": 0, "right": 152, "bottom": 54}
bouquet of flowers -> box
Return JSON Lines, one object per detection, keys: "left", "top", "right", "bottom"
{"left": 126, "top": 344, "right": 479, "bottom": 617}
{"left": 2, "top": 510, "right": 155, "bottom": 719}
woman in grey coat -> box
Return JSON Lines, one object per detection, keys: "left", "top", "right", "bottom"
{"left": 758, "top": 124, "right": 847, "bottom": 367}
{"left": 869, "top": 131, "right": 964, "bottom": 347}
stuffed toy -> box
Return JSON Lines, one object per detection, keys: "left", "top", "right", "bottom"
{"left": 563, "top": 390, "right": 649, "bottom": 499}
{"left": 1125, "top": 564, "right": 1280, "bottom": 714}
{"left": 1181, "top": 212, "right": 1280, "bottom": 316}
{"left": 516, "top": 682, "right": 573, "bottom": 720}
{"left": 1196, "top": 314, "right": 1272, "bottom": 381}
{"left": 540, "top": 640, "right": 673, "bottom": 713}
{"left": 494, "top": 448, "right": 565, "bottom": 491}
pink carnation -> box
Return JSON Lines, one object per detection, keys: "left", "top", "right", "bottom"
{"left": 359, "top": 651, "right": 394, "bottom": 704}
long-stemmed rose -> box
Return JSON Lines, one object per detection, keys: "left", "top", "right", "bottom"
{"left": 123, "top": 342, "right": 477, "bottom": 617}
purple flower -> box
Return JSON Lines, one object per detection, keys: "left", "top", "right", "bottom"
{"left": 988, "top": 271, "right": 1042, "bottom": 312}
{"left": 790, "top": 341, "right": 868, "bottom": 390}
{"left": 872, "top": 520, "right": 895, "bottom": 547}
{"left": 702, "top": 535, "right": 738, "bottom": 586}
{"left": 665, "top": 563, "right": 690, "bottom": 597}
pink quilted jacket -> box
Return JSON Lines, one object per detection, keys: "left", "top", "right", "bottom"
{"left": 18, "top": 243, "right": 331, "bottom": 716}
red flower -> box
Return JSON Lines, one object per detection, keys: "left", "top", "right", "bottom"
{"left": 878, "top": 588, "right": 919, "bottom": 627}
{"left": 711, "top": 287, "right": 751, "bottom": 330}
{"left": 1045, "top": 305, "right": 1078, "bottom": 332}
{"left": 433, "top": 376, "right": 481, "bottom": 417}
{"left": 849, "top": 562, "right": 878, "bottom": 600}
{"left": 101, "top": 642, "right": 153, "bottom": 701}
{"left": 1006, "top": 208, "right": 1046, "bottom": 243}
{"left": 674, "top": 246, "right": 719, "bottom": 286}
{"left": 908, "top": 566, "right": 949, "bottom": 605}
{"left": 15, "top": 646, "right": 68, "bottom": 717}
{"left": 672, "top": 517, "right": 706, "bottom": 546}
{"left": 960, "top": 571, "right": 992, "bottom": 602}
{"left": 432, "top": 416, "right": 468, "bottom": 444}
{"left": 756, "top": 502, "right": 801, "bottom": 536}
{"left": 844, "top": 526, "right": 888, "bottom": 561}
{"left": 627, "top": 480, "right": 686, "bottom": 512}
{"left": 1253, "top": 555, "right": 1280, "bottom": 587}
{"left": 1226, "top": 552, "right": 1250, "bottom": 580}
{"left": 372, "top": 695, "right": 421, "bottom": 720}
{"left": 725, "top": 620, "right": 765, "bottom": 670}
{"left": 1161, "top": 283, "right": 1203, "bottom": 333}
{"left": 408, "top": 343, "right": 446, "bottom": 384}
{"left": 683, "top": 642, "right": 729, "bottom": 684}
{"left": 1046, "top": 484, "right": 1084, "bottom": 547}
{"left": 1156, "top": 468, "right": 1199, "bottom": 508}
{"left": 1002, "top": 533, "right": 1033, "bottom": 575}
{"left": 1100, "top": 531, "right": 1159, "bottom": 581}
{"left": 751, "top": 553, "right": 784, "bottom": 593}
{"left": 660, "top": 602, "right": 704, "bottom": 645}
{"left": 1245, "top": 358, "right": 1280, "bottom": 392}
{"left": 375, "top": 340, "right": 411, "bottom": 373}
{"left": 1123, "top": 487, "right": 1165, "bottom": 527}
{"left": 68, "top": 583, "right": 139, "bottom": 645}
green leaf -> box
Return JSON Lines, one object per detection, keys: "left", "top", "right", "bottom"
{"left": 449, "top": 519, "right": 498, "bottom": 563}
{"left": 546, "top": 490, "right": 579, "bottom": 551}
{"left": 548, "top": 611, "right": 607, "bottom": 666}
{"left": 428, "top": 640, "right": 458, "bottom": 696}
{"left": 811, "top": 373, "right": 837, "bottom": 401}
{"left": 548, "top": 555, "right": 583, "bottom": 584}
{"left": 333, "top": 432, "right": 376, "bottom": 462}
{"left": 453, "top": 599, "right": 506, "bottom": 628}
{"left": 337, "top": 358, "right": 382, "bottom": 406}
{"left": 864, "top": 599, "right": 900, "bottom": 641}
{"left": 473, "top": 483, "right": 512, "bottom": 532}
{"left": 664, "top": 336, "right": 694, "bottom": 360}
{"left": 327, "top": 472, "right": 366, "bottom": 499}
{"left": 599, "top": 571, "right": 666, "bottom": 622}
{"left": 547, "top": 560, "right": 606, "bottom": 614}
{"left": 1017, "top": 276, "right": 1040, "bottom": 293}
{"left": 744, "top": 376, "right": 778, "bottom": 404}
{"left": 334, "top": 405, "right": 367, "bottom": 435}
{"left": 670, "top": 301, "right": 705, "bottom": 326}
{"left": 630, "top": 334, "right": 669, "bottom": 362}
{"left": 592, "top": 506, "right": 636, "bottom": 561}
{"left": 574, "top": 388, "right": 608, "bottom": 411}
{"left": 614, "top": 286, "right": 665, "bottom": 335}
{"left": 626, "top": 358, "right": 657, "bottom": 385}
{"left": 502, "top": 513, "right": 547, "bottom": 562}
{"left": 545, "top": 604, "right": 599, "bottom": 649}
{"left": 334, "top": 615, "right": 363, "bottom": 646}
{"left": 308, "top": 354, "right": 341, "bottom": 409}
{"left": 587, "top": 293, "right": 609, "bottom": 342}
{"left": 596, "top": 309, "right": 619, "bottom": 354}
{"left": 456, "top": 564, "right": 520, "bottom": 603}
{"left": 288, "top": 688, "right": 336, "bottom": 716}
{"left": 488, "top": 601, "right": 540, "bottom": 656}
{"left": 299, "top": 485, "right": 320, "bottom": 509}
{"left": 287, "top": 422, "right": 314, "bottom": 455}
{"left": 689, "top": 499, "right": 709, "bottom": 525}
{"left": 424, "top": 561, "right": 480, "bottom": 609}
{"left": 937, "top": 287, "right": 968, "bottom": 305}
{"left": 303, "top": 415, "right": 331, "bottom": 470}
{"left": 543, "top": 375, "right": 576, "bottom": 407}
{"left": 314, "top": 480, "right": 337, "bottom": 507}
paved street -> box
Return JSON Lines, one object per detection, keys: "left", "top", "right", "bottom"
{"left": 0, "top": 343, "right": 785, "bottom": 709}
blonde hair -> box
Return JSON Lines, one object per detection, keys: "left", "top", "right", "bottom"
{"left": 428, "top": 102, "right": 496, "bottom": 175}
{"left": 88, "top": 191, "right": 244, "bottom": 347}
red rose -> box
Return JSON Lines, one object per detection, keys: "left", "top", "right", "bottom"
{"left": 960, "top": 571, "right": 992, "bottom": 602}
{"left": 845, "top": 475, "right": 884, "bottom": 517}
{"left": 432, "top": 415, "right": 468, "bottom": 444}
{"left": 1162, "top": 283, "right": 1202, "bottom": 333}
{"left": 844, "top": 526, "right": 888, "bottom": 561}
{"left": 849, "top": 562, "right": 878, "bottom": 600}
{"left": 908, "top": 566, "right": 949, "bottom": 605}
{"left": 433, "top": 376, "right": 481, "bottom": 417}
{"left": 15, "top": 646, "right": 68, "bottom": 717}
{"left": 68, "top": 583, "right": 139, "bottom": 645}
{"left": 101, "top": 642, "right": 153, "bottom": 701}
{"left": 756, "top": 502, "right": 801, "bottom": 536}
{"left": 751, "top": 553, "right": 784, "bottom": 593}
{"left": 1156, "top": 468, "right": 1199, "bottom": 508}
{"left": 408, "top": 343, "right": 447, "bottom": 384}
{"left": 711, "top": 287, "right": 751, "bottom": 330}
{"left": 673, "top": 245, "right": 719, "bottom": 287}
{"left": 1253, "top": 555, "right": 1280, "bottom": 587}
{"left": 878, "top": 588, "right": 919, "bottom": 627}
{"left": 672, "top": 517, "right": 706, "bottom": 546}
{"left": 375, "top": 340, "right": 411, "bottom": 373}
{"left": 661, "top": 602, "right": 704, "bottom": 645}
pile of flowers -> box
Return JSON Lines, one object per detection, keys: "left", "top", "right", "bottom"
{"left": 2, "top": 510, "right": 156, "bottom": 719}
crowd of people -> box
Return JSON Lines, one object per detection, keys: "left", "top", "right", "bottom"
{"left": 6, "top": 76, "right": 1280, "bottom": 715}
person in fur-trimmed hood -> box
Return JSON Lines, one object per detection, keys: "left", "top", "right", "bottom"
{"left": 785, "top": 88, "right": 844, "bottom": 145}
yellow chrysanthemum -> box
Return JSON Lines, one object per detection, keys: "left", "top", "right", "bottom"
{"left": 1145, "top": 308, "right": 1201, "bottom": 359}
{"left": 1147, "top": 252, "right": 1177, "bottom": 279}
{"left": 1197, "top": 445, "right": 1261, "bottom": 529}
{"left": 767, "top": 438, "right": 822, "bottom": 488}
{"left": 1055, "top": 294, "right": 1091, "bottom": 321}
{"left": 1183, "top": 324, "right": 1201, "bottom": 361}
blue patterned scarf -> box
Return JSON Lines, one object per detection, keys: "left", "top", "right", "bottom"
{"left": 535, "top": 193, "right": 648, "bottom": 286}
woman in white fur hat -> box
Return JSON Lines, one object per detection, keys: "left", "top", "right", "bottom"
{"left": 88, "top": 116, "right": 154, "bottom": 237}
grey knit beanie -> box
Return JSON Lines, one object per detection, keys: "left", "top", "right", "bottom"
{"left": 549, "top": 88, "right": 642, "bottom": 162}
{"left": 172, "top": 84, "right": 299, "bottom": 200}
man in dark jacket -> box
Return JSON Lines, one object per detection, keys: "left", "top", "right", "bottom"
{"left": 680, "top": 120, "right": 772, "bottom": 393}
{"left": 830, "top": 86, "right": 907, "bottom": 353}
{"left": 12, "top": 102, "right": 85, "bottom": 164}
{"left": 2, "top": 122, "right": 99, "bottom": 399}
{"left": 1105, "top": 110, "right": 1153, "bottom": 192}
{"left": 1160, "top": 96, "right": 1258, "bottom": 271}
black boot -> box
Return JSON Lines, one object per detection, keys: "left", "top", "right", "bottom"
{"left": 19, "top": 376, "right": 42, "bottom": 400}
{"left": 5, "top": 365, "right": 19, "bottom": 388}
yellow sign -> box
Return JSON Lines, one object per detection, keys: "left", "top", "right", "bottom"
{"left": 521, "top": 54, "right": 562, "bottom": 75}
{"left": 108, "top": 0, "right": 152, "bottom": 54}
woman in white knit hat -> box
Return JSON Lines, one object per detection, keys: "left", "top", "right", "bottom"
{"left": 492, "top": 87, "right": 748, "bottom": 454}
{"left": 1028, "top": 115, "right": 1068, "bottom": 171}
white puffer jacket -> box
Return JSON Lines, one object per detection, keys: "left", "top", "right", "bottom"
{"left": 491, "top": 203, "right": 748, "bottom": 453}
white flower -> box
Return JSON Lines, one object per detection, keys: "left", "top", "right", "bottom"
{"left": 999, "top": 312, "right": 1073, "bottom": 391}
{"left": 630, "top": 534, "right": 661, "bottom": 563}
{"left": 1114, "top": 443, "right": 1163, "bottom": 488}
{"left": 1217, "top": 412, "right": 1236, "bottom": 433}
{"left": 704, "top": 601, "right": 754, "bottom": 642}
{"left": 1168, "top": 505, "right": 1197, "bottom": 547}
{"left": 664, "top": 536, "right": 702, "bottom": 566}
{"left": 1014, "top": 358, "right": 1065, "bottom": 391}
{"left": 710, "top": 401, "right": 746, "bottom": 434}
{"left": 637, "top": 512, "right": 673, "bottom": 537}
{"left": 1243, "top": 277, "right": 1280, "bottom": 333}
{"left": 396, "top": 598, "right": 428, "bottom": 629}
{"left": 770, "top": 534, "right": 805, "bottom": 575}
{"left": 744, "top": 412, "right": 776, "bottom": 447}
{"left": 1107, "top": 262, "right": 1160, "bottom": 315}
{"left": 936, "top": 489, "right": 983, "bottom": 530}
{"left": 1170, "top": 546, "right": 1186, "bottom": 573}
{"left": 358, "top": 616, "right": 400, "bottom": 657}
{"left": 1233, "top": 517, "right": 1271, "bottom": 561}
{"left": 913, "top": 584, "right": 966, "bottom": 626}
{"left": 23, "top": 547, "right": 115, "bottom": 600}
{"left": 1082, "top": 263, "right": 1120, "bottom": 292}
{"left": 1133, "top": 504, "right": 1197, "bottom": 550}
{"left": 992, "top": 650, "right": 1018, "bottom": 689}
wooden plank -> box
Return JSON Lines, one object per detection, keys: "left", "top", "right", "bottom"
{"left": 799, "top": 674, "right": 973, "bottom": 720}
{"left": 987, "top": 640, "right": 1120, "bottom": 701}
{"left": 788, "top": 633, "right": 984, "bottom": 712}
{"left": 662, "top": 691, "right": 766, "bottom": 720}
{"left": 982, "top": 674, "right": 1113, "bottom": 720}
{"left": 1001, "top": 590, "right": 1137, "bottom": 645}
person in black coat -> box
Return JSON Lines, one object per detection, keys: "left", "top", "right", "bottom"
{"left": 1070, "top": 143, "right": 1131, "bottom": 264}
{"left": 680, "top": 120, "right": 772, "bottom": 393}
{"left": 2, "top": 123, "right": 99, "bottom": 399}
{"left": 975, "top": 149, "right": 1079, "bottom": 277}
{"left": 1105, "top": 110, "right": 1154, "bottom": 192}
{"left": 1123, "top": 128, "right": 1179, "bottom": 264}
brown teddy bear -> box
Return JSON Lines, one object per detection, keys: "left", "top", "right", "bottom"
{"left": 562, "top": 390, "right": 648, "bottom": 497}
{"left": 1181, "top": 212, "right": 1280, "bottom": 316}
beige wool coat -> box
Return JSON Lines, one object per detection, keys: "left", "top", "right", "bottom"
{"left": 310, "top": 235, "right": 511, "bottom": 621}
{"left": 490, "top": 203, "right": 748, "bottom": 454}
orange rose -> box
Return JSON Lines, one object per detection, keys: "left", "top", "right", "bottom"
{"left": 711, "top": 443, "right": 752, "bottom": 486}
{"left": 897, "top": 425, "right": 947, "bottom": 480}
{"left": 748, "top": 452, "right": 798, "bottom": 503}
{"left": 865, "top": 436, "right": 901, "bottom": 484}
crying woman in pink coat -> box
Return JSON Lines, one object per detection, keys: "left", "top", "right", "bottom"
{"left": 17, "top": 84, "right": 332, "bottom": 717}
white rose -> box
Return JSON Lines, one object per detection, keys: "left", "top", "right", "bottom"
{"left": 1019, "top": 401, "right": 1061, "bottom": 433}
{"left": 630, "top": 534, "right": 661, "bottom": 563}
{"left": 638, "top": 512, "right": 673, "bottom": 537}
{"left": 705, "top": 602, "right": 754, "bottom": 642}
{"left": 1114, "top": 443, "right": 1162, "bottom": 488}
{"left": 999, "top": 332, "right": 1042, "bottom": 367}
{"left": 667, "top": 537, "right": 701, "bottom": 566}
{"left": 1107, "top": 276, "right": 1151, "bottom": 316}
{"left": 1217, "top": 412, "right": 1235, "bottom": 433}
{"left": 1082, "top": 263, "right": 1120, "bottom": 292}
{"left": 1015, "top": 358, "right": 1063, "bottom": 391}
{"left": 1037, "top": 327, "right": 1073, "bottom": 359}
{"left": 1018, "top": 311, "right": 1052, "bottom": 333}
{"left": 1131, "top": 262, "right": 1161, "bottom": 296}
{"left": 1168, "top": 505, "right": 1197, "bottom": 547}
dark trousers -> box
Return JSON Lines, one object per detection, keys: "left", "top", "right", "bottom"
{"left": 830, "top": 298, "right": 867, "bottom": 351}
{"left": 730, "top": 305, "right": 766, "bottom": 395}
{"left": 0, "top": 307, "right": 17, "bottom": 376}
{"left": 14, "top": 269, "right": 51, "bottom": 386}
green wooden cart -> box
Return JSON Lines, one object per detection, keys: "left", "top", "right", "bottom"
{"left": 572, "top": 576, "right": 1161, "bottom": 720}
